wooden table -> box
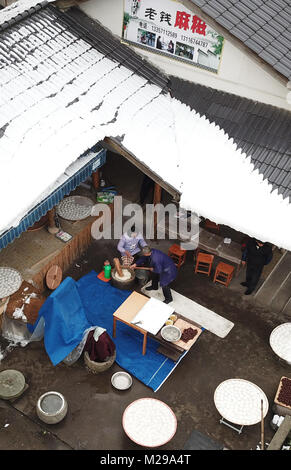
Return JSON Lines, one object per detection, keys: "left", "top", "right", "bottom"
{"left": 153, "top": 315, "right": 202, "bottom": 361}
{"left": 198, "top": 228, "right": 242, "bottom": 275}
{"left": 113, "top": 291, "right": 203, "bottom": 358}
{"left": 113, "top": 292, "right": 149, "bottom": 355}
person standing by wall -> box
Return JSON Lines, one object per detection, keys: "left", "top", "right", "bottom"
{"left": 241, "top": 238, "right": 273, "bottom": 295}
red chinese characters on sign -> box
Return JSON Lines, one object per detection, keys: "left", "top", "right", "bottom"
{"left": 174, "top": 11, "right": 191, "bottom": 31}
{"left": 191, "top": 15, "right": 206, "bottom": 35}
{"left": 175, "top": 11, "right": 206, "bottom": 36}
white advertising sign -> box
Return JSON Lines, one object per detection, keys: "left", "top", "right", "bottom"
{"left": 123, "top": 0, "right": 224, "bottom": 73}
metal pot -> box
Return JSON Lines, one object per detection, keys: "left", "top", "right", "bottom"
{"left": 36, "top": 391, "right": 68, "bottom": 424}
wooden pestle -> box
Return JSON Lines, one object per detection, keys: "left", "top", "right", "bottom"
{"left": 113, "top": 258, "right": 124, "bottom": 277}
{"left": 133, "top": 266, "right": 153, "bottom": 271}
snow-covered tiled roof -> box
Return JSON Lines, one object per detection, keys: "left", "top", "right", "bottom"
{"left": 0, "top": 0, "right": 52, "bottom": 29}
{"left": 0, "top": 2, "right": 291, "bottom": 250}
{"left": 170, "top": 76, "right": 291, "bottom": 200}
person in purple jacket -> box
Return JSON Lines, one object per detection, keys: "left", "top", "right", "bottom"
{"left": 131, "top": 246, "right": 177, "bottom": 304}
{"left": 117, "top": 225, "right": 147, "bottom": 261}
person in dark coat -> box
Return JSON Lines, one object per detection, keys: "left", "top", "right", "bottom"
{"left": 156, "top": 36, "right": 162, "bottom": 50}
{"left": 131, "top": 246, "right": 177, "bottom": 303}
{"left": 241, "top": 238, "right": 273, "bottom": 295}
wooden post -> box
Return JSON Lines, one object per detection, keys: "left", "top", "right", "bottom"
{"left": 113, "top": 258, "right": 123, "bottom": 277}
{"left": 47, "top": 208, "right": 59, "bottom": 234}
{"left": 92, "top": 169, "right": 100, "bottom": 190}
{"left": 153, "top": 183, "right": 162, "bottom": 240}
{"left": 261, "top": 399, "right": 264, "bottom": 450}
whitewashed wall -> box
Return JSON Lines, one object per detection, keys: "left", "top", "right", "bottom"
{"left": 80, "top": 0, "right": 291, "bottom": 111}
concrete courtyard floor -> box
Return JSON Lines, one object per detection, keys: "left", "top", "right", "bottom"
{"left": 0, "top": 152, "right": 290, "bottom": 454}
{"left": 0, "top": 236, "right": 290, "bottom": 453}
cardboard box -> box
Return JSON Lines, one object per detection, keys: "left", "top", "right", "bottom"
{"left": 274, "top": 376, "right": 291, "bottom": 416}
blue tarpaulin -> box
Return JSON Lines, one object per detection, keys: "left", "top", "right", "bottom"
{"left": 30, "top": 271, "right": 190, "bottom": 391}
{"left": 29, "top": 277, "right": 92, "bottom": 365}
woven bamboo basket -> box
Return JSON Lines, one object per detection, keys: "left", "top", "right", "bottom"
{"left": 84, "top": 350, "right": 116, "bottom": 374}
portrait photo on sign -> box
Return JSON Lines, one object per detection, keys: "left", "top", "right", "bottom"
{"left": 175, "top": 42, "right": 194, "bottom": 60}
{"left": 137, "top": 28, "right": 156, "bottom": 47}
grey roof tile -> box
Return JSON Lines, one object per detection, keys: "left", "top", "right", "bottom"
{"left": 189, "top": 1, "right": 291, "bottom": 78}
{"left": 244, "top": 38, "right": 263, "bottom": 54}
{"left": 243, "top": 16, "right": 265, "bottom": 33}
{"left": 256, "top": 28, "right": 276, "bottom": 43}
{"left": 267, "top": 18, "right": 285, "bottom": 33}
{"left": 214, "top": 16, "right": 234, "bottom": 30}
{"left": 190, "top": 0, "right": 206, "bottom": 7}
{"left": 283, "top": 5, "right": 291, "bottom": 15}
{"left": 259, "top": 163, "right": 268, "bottom": 174}
{"left": 281, "top": 30, "right": 291, "bottom": 42}
{"left": 275, "top": 42, "right": 290, "bottom": 55}
{"left": 277, "top": 186, "right": 286, "bottom": 196}
{"left": 253, "top": 9, "right": 272, "bottom": 23}
{"left": 253, "top": 147, "right": 269, "bottom": 163}
{"left": 240, "top": 0, "right": 258, "bottom": 13}
{"left": 226, "top": 5, "right": 247, "bottom": 20}
{"left": 281, "top": 56, "right": 291, "bottom": 70}
{"left": 217, "top": 0, "right": 233, "bottom": 8}
{"left": 266, "top": 0, "right": 284, "bottom": 13}
{"left": 229, "top": 26, "right": 249, "bottom": 42}
{"left": 271, "top": 0, "right": 288, "bottom": 9}
{"left": 269, "top": 152, "right": 284, "bottom": 168}
{"left": 282, "top": 173, "right": 291, "bottom": 187}
{"left": 222, "top": 10, "right": 242, "bottom": 25}
{"left": 251, "top": 0, "right": 264, "bottom": 7}
{"left": 234, "top": 2, "right": 253, "bottom": 16}
{"left": 273, "top": 62, "right": 291, "bottom": 78}
{"left": 260, "top": 22, "right": 283, "bottom": 39}
{"left": 208, "top": 0, "right": 227, "bottom": 15}
{"left": 266, "top": 44, "right": 284, "bottom": 60}
{"left": 199, "top": 5, "right": 222, "bottom": 18}
{"left": 260, "top": 4, "right": 279, "bottom": 17}
{"left": 250, "top": 33, "right": 270, "bottom": 50}
{"left": 265, "top": 166, "right": 279, "bottom": 180}
{"left": 276, "top": 13, "right": 290, "bottom": 28}
{"left": 275, "top": 170, "right": 288, "bottom": 185}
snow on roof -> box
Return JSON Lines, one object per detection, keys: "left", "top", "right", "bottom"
{"left": 0, "top": 4, "right": 291, "bottom": 250}
{"left": 170, "top": 76, "right": 291, "bottom": 201}
{"left": 0, "top": 0, "right": 52, "bottom": 28}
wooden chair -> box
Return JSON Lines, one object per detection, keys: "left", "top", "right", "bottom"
{"left": 168, "top": 244, "right": 186, "bottom": 269}
{"left": 213, "top": 262, "right": 235, "bottom": 287}
{"left": 194, "top": 252, "right": 214, "bottom": 276}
